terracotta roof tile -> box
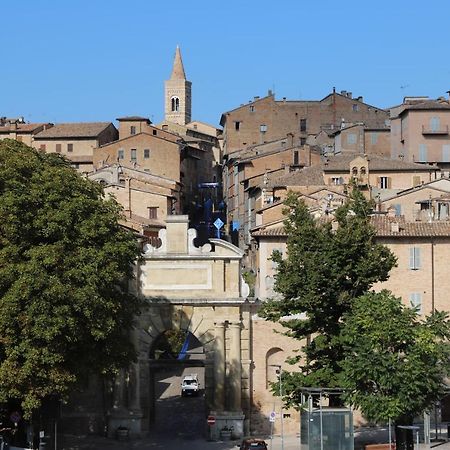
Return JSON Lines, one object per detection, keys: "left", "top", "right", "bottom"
{"left": 0, "top": 123, "right": 50, "bottom": 133}
{"left": 35, "top": 122, "right": 112, "bottom": 139}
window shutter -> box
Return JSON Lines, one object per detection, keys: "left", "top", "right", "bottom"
{"left": 377, "top": 176, "right": 381, "bottom": 187}
{"left": 414, "top": 247, "right": 421, "bottom": 269}
{"left": 419, "top": 144, "right": 427, "bottom": 162}
{"left": 409, "top": 248, "right": 415, "bottom": 269}
{"left": 413, "top": 176, "right": 421, "bottom": 187}
{"left": 387, "top": 177, "right": 392, "bottom": 189}
{"left": 443, "top": 145, "right": 450, "bottom": 162}
{"left": 393, "top": 204, "right": 401, "bottom": 216}
{"left": 409, "top": 293, "right": 422, "bottom": 314}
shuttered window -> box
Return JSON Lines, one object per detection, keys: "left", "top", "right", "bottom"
{"left": 409, "top": 293, "right": 422, "bottom": 314}
{"left": 418, "top": 144, "right": 427, "bottom": 162}
{"left": 409, "top": 247, "right": 421, "bottom": 270}
{"left": 443, "top": 145, "right": 450, "bottom": 162}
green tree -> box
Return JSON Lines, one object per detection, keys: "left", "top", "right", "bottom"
{"left": 0, "top": 140, "right": 142, "bottom": 416}
{"left": 340, "top": 290, "right": 450, "bottom": 449}
{"left": 260, "top": 189, "right": 397, "bottom": 406}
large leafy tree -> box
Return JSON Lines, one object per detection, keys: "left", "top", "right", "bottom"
{"left": 260, "top": 188, "right": 397, "bottom": 406}
{"left": 0, "top": 140, "right": 142, "bottom": 416}
{"left": 340, "top": 290, "right": 450, "bottom": 449}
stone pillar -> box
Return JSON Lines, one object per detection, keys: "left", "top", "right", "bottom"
{"left": 112, "top": 369, "right": 127, "bottom": 411}
{"left": 129, "top": 328, "right": 142, "bottom": 413}
{"left": 229, "top": 322, "right": 242, "bottom": 411}
{"left": 214, "top": 322, "right": 226, "bottom": 411}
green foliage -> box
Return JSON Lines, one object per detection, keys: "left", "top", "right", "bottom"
{"left": 340, "top": 290, "right": 450, "bottom": 423}
{"left": 260, "top": 188, "right": 397, "bottom": 407}
{"left": 0, "top": 140, "right": 142, "bottom": 416}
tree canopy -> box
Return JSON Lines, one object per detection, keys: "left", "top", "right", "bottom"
{"left": 0, "top": 140, "right": 142, "bottom": 416}
{"left": 260, "top": 188, "right": 397, "bottom": 406}
{"left": 340, "top": 290, "right": 450, "bottom": 425}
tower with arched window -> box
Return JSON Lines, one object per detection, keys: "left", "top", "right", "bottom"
{"left": 164, "top": 46, "right": 192, "bottom": 125}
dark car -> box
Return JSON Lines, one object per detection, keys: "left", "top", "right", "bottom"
{"left": 237, "top": 438, "right": 268, "bottom": 450}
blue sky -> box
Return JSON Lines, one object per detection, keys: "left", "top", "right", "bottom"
{"left": 2, "top": 0, "right": 449, "bottom": 127}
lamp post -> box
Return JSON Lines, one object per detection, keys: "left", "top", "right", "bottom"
{"left": 270, "top": 365, "right": 284, "bottom": 450}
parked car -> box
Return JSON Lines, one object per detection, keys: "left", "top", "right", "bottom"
{"left": 181, "top": 373, "right": 199, "bottom": 396}
{"left": 237, "top": 438, "right": 268, "bottom": 449}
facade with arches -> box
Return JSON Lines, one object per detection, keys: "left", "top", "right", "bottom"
{"left": 100, "top": 215, "right": 302, "bottom": 438}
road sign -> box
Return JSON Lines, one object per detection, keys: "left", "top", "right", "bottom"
{"left": 213, "top": 218, "right": 224, "bottom": 230}
{"left": 207, "top": 415, "right": 215, "bottom": 426}
{"left": 10, "top": 411, "right": 21, "bottom": 424}
{"left": 269, "top": 411, "right": 276, "bottom": 422}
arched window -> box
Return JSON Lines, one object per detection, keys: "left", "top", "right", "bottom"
{"left": 266, "top": 347, "right": 284, "bottom": 389}
{"left": 352, "top": 166, "right": 358, "bottom": 176}
{"left": 360, "top": 167, "right": 366, "bottom": 176}
{"left": 171, "top": 96, "right": 180, "bottom": 112}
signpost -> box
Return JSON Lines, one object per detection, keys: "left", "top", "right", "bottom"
{"left": 213, "top": 218, "right": 224, "bottom": 238}
{"left": 269, "top": 411, "right": 276, "bottom": 450}
{"left": 207, "top": 415, "right": 216, "bottom": 426}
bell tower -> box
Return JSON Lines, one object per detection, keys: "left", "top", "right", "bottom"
{"left": 164, "top": 46, "right": 192, "bottom": 125}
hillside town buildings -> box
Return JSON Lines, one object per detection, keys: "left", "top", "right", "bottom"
{"left": 3, "top": 46, "right": 450, "bottom": 440}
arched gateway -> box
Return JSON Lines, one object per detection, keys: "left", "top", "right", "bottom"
{"left": 107, "top": 215, "right": 252, "bottom": 439}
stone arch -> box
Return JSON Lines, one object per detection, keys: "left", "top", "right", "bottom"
{"left": 136, "top": 303, "right": 217, "bottom": 432}
{"left": 265, "top": 347, "right": 284, "bottom": 389}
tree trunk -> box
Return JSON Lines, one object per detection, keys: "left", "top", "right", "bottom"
{"left": 395, "top": 417, "right": 414, "bottom": 450}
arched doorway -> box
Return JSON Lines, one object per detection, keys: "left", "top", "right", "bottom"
{"left": 148, "top": 328, "right": 208, "bottom": 438}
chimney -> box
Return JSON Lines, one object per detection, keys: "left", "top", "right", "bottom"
{"left": 254, "top": 96, "right": 260, "bottom": 101}
{"left": 390, "top": 222, "right": 400, "bottom": 233}
{"left": 165, "top": 215, "right": 189, "bottom": 254}
{"left": 282, "top": 97, "right": 286, "bottom": 102}
{"left": 347, "top": 92, "right": 352, "bottom": 98}
{"left": 447, "top": 90, "right": 450, "bottom": 101}
{"left": 268, "top": 89, "right": 273, "bottom": 96}
{"left": 357, "top": 96, "right": 363, "bottom": 102}
{"left": 341, "top": 90, "right": 347, "bottom": 96}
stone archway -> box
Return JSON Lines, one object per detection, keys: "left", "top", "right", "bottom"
{"left": 108, "top": 216, "right": 251, "bottom": 439}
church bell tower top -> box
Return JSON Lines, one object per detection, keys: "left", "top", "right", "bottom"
{"left": 170, "top": 46, "right": 187, "bottom": 80}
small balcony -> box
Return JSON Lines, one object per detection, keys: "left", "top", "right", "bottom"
{"left": 422, "top": 124, "right": 449, "bottom": 135}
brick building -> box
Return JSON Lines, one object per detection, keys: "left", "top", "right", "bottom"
{"left": 220, "top": 89, "right": 389, "bottom": 159}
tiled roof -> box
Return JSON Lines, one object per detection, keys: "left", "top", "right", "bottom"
{"left": 269, "top": 165, "right": 325, "bottom": 188}
{"left": 371, "top": 216, "right": 450, "bottom": 237}
{"left": 34, "top": 122, "right": 112, "bottom": 139}
{"left": 0, "top": 123, "right": 50, "bottom": 133}
{"left": 324, "top": 153, "right": 436, "bottom": 172}
{"left": 399, "top": 100, "right": 450, "bottom": 114}
{"left": 252, "top": 215, "right": 450, "bottom": 238}
{"left": 116, "top": 116, "right": 151, "bottom": 122}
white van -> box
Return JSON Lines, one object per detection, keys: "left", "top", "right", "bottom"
{"left": 181, "top": 374, "right": 199, "bottom": 396}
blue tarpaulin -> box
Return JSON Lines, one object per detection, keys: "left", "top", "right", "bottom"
{"left": 177, "top": 333, "right": 190, "bottom": 360}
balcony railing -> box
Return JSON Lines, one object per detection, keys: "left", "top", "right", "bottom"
{"left": 422, "top": 125, "right": 449, "bottom": 135}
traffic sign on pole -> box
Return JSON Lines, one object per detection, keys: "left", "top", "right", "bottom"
{"left": 207, "top": 415, "right": 216, "bottom": 426}
{"left": 269, "top": 411, "right": 276, "bottom": 423}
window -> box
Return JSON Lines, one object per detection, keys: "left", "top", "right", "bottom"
{"left": 430, "top": 116, "right": 440, "bottom": 132}
{"left": 131, "top": 149, "right": 137, "bottom": 161}
{"left": 67, "top": 143, "right": 73, "bottom": 152}
{"left": 300, "top": 118, "right": 307, "bottom": 132}
{"left": 331, "top": 177, "right": 343, "bottom": 185}
{"left": 409, "top": 293, "right": 422, "bottom": 314}
{"left": 393, "top": 204, "right": 402, "bottom": 216}
{"left": 352, "top": 166, "right": 358, "bottom": 176}
{"left": 443, "top": 145, "right": 450, "bottom": 162}
{"left": 352, "top": 104, "right": 359, "bottom": 112}
{"left": 412, "top": 176, "right": 421, "bottom": 187}
{"left": 260, "top": 124, "right": 267, "bottom": 133}
{"left": 148, "top": 207, "right": 158, "bottom": 219}
{"left": 293, "top": 150, "right": 299, "bottom": 166}
{"left": 55, "top": 144, "right": 61, "bottom": 153}
{"left": 171, "top": 96, "right": 180, "bottom": 112}
{"left": 144, "top": 149, "right": 150, "bottom": 159}
{"left": 370, "top": 133, "right": 378, "bottom": 145}
{"left": 360, "top": 167, "right": 366, "bottom": 176}
{"left": 347, "top": 133, "right": 357, "bottom": 145}
{"left": 130, "top": 126, "right": 136, "bottom": 135}
{"left": 118, "top": 148, "right": 124, "bottom": 160}
{"left": 300, "top": 137, "right": 307, "bottom": 145}
{"left": 379, "top": 176, "right": 390, "bottom": 189}
{"left": 235, "top": 121, "right": 241, "bottom": 131}
{"left": 409, "top": 247, "right": 421, "bottom": 270}
{"left": 249, "top": 105, "right": 255, "bottom": 112}
{"left": 418, "top": 144, "right": 427, "bottom": 162}
{"left": 153, "top": 129, "right": 157, "bottom": 136}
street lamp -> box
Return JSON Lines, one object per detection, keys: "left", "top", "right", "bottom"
{"left": 270, "top": 364, "right": 284, "bottom": 450}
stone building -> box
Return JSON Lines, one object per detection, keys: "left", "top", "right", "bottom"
{"left": 33, "top": 122, "right": 118, "bottom": 172}
{"left": 390, "top": 96, "right": 450, "bottom": 170}
{"left": 0, "top": 117, "right": 53, "bottom": 146}
{"left": 220, "top": 89, "right": 389, "bottom": 159}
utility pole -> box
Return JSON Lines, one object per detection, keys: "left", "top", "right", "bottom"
{"left": 270, "top": 365, "right": 284, "bottom": 450}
